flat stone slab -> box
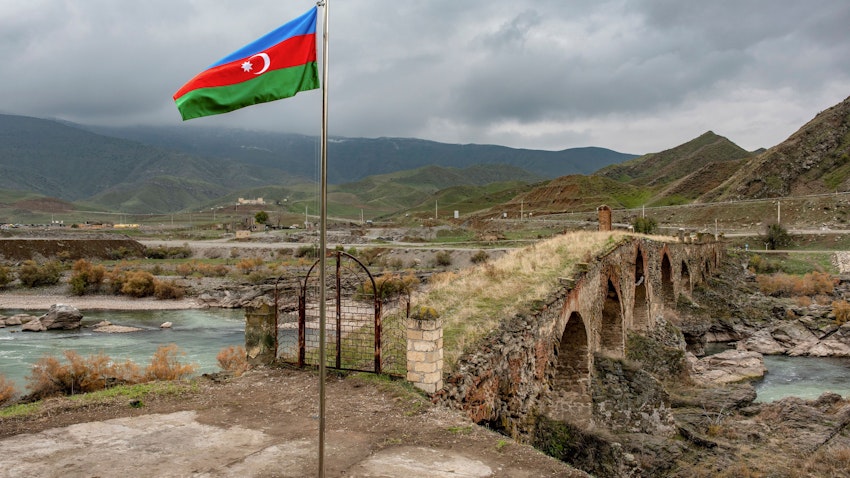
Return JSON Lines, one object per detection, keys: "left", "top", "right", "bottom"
{"left": 0, "top": 412, "right": 510, "bottom": 478}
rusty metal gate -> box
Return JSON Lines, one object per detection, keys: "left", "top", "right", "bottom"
{"left": 276, "top": 251, "right": 407, "bottom": 376}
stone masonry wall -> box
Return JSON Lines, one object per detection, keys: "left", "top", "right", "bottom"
{"left": 437, "top": 235, "right": 724, "bottom": 439}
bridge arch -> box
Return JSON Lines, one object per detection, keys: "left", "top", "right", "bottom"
{"left": 555, "top": 311, "right": 590, "bottom": 395}
{"left": 600, "top": 278, "right": 624, "bottom": 357}
{"left": 681, "top": 260, "right": 691, "bottom": 295}
{"left": 633, "top": 247, "right": 649, "bottom": 329}
{"left": 660, "top": 253, "right": 674, "bottom": 304}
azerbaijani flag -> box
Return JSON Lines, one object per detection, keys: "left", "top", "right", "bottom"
{"left": 173, "top": 7, "right": 319, "bottom": 121}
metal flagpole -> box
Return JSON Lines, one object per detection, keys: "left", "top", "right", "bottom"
{"left": 317, "top": 1, "right": 329, "bottom": 476}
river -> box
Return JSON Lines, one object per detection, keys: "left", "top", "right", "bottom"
{"left": 0, "top": 308, "right": 245, "bottom": 391}
{"left": 755, "top": 355, "right": 850, "bottom": 402}
{"left": 706, "top": 343, "right": 850, "bottom": 402}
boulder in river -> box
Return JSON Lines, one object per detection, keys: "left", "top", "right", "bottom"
{"left": 21, "top": 318, "right": 46, "bottom": 332}
{"left": 689, "top": 349, "right": 767, "bottom": 385}
{"left": 38, "top": 304, "right": 83, "bottom": 330}
{"left": 5, "top": 314, "right": 34, "bottom": 326}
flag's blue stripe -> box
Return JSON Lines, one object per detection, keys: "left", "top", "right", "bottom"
{"left": 209, "top": 7, "right": 317, "bottom": 68}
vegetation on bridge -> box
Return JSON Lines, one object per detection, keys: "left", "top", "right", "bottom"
{"left": 416, "top": 231, "right": 669, "bottom": 370}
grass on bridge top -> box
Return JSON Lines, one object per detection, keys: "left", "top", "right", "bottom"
{"left": 415, "top": 230, "right": 671, "bottom": 371}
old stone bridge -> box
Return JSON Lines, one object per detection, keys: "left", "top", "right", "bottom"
{"left": 436, "top": 236, "right": 723, "bottom": 438}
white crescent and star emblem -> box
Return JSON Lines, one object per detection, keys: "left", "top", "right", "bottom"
{"left": 248, "top": 53, "right": 270, "bottom": 75}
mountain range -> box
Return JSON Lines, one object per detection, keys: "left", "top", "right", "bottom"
{"left": 0, "top": 114, "right": 634, "bottom": 214}
{"left": 1, "top": 93, "right": 849, "bottom": 222}
{"left": 474, "top": 95, "right": 850, "bottom": 219}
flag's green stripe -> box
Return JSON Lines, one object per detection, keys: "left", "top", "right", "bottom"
{"left": 175, "top": 62, "right": 319, "bottom": 120}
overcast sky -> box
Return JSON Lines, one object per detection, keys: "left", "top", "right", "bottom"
{"left": 2, "top": 0, "right": 849, "bottom": 155}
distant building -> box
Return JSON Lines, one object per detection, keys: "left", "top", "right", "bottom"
{"left": 237, "top": 197, "right": 265, "bottom": 205}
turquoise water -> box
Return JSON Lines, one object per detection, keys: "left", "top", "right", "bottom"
{"left": 706, "top": 343, "right": 850, "bottom": 402}
{"left": 0, "top": 308, "right": 245, "bottom": 392}
{"left": 754, "top": 355, "right": 850, "bottom": 402}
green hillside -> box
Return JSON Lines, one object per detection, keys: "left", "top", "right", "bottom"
{"left": 0, "top": 114, "right": 289, "bottom": 212}
{"left": 89, "top": 125, "right": 638, "bottom": 183}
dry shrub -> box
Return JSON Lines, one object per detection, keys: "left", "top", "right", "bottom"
{"left": 175, "top": 262, "right": 194, "bottom": 278}
{"left": 717, "top": 463, "right": 764, "bottom": 478}
{"left": 69, "top": 259, "right": 106, "bottom": 295}
{"left": 145, "top": 344, "right": 197, "bottom": 381}
{"left": 106, "top": 265, "right": 128, "bottom": 294}
{"left": 0, "top": 374, "right": 17, "bottom": 405}
{"left": 799, "top": 445, "right": 850, "bottom": 476}
{"left": 121, "top": 270, "right": 156, "bottom": 297}
{"left": 433, "top": 251, "right": 453, "bottom": 267}
{"left": 362, "top": 272, "right": 419, "bottom": 299}
{"left": 177, "top": 261, "right": 229, "bottom": 278}
{"left": 0, "top": 264, "right": 13, "bottom": 288}
{"left": 470, "top": 250, "right": 489, "bottom": 264}
{"left": 236, "top": 257, "right": 264, "bottom": 274}
{"left": 154, "top": 279, "right": 185, "bottom": 300}
{"left": 196, "top": 262, "right": 229, "bottom": 277}
{"left": 26, "top": 351, "right": 141, "bottom": 399}
{"left": 833, "top": 300, "right": 850, "bottom": 325}
{"left": 18, "top": 260, "right": 62, "bottom": 287}
{"left": 795, "top": 296, "right": 813, "bottom": 307}
{"left": 216, "top": 346, "right": 249, "bottom": 376}
{"left": 756, "top": 272, "right": 837, "bottom": 297}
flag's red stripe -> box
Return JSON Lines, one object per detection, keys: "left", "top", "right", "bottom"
{"left": 174, "top": 33, "right": 316, "bottom": 100}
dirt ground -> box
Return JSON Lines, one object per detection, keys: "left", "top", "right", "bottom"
{"left": 0, "top": 366, "right": 586, "bottom": 478}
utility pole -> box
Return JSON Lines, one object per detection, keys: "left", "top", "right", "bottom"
{"left": 777, "top": 200, "right": 781, "bottom": 224}
{"left": 435, "top": 200, "right": 438, "bottom": 220}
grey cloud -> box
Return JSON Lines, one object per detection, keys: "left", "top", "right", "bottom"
{"left": 0, "top": 0, "right": 848, "bottom": 153}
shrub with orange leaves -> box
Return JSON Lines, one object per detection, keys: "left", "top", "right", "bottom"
{"left": 216, "top": 346, "right": 249, "bottom": 376}
{"left": 0, "top": 374, "right": 17, "bottom": 406}
{"left": 145, "top": 344, "right": 197, "bottom": 381}
{"left": 26, "top": 351, "right": 141, "bottom": 399}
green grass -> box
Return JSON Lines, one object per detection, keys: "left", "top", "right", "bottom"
{"left": 774, "top": 253, "right": 837, "bottom": 275}
{"left": 68, "top": 381, "right": 198, "bottom": 403}
{"left": 0, "top": 401, "right": 42, "bottom": 419}
{"left": 433, "top": 229, "right": 476, "bottom": 243}
{"left": 0, "top": 381, "right": 199, "bottom": 419}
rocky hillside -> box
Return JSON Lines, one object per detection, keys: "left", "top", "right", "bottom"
{"left": 704, "top": 95, "right": 850, "bottom": 201}
{"left": 499, "top": 174, "right": 649, "bottom": 217}
{"left": 595, "top": 131, "right": 753, "bottom": 189}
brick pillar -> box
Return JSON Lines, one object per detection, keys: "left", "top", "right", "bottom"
{"left": 244, "top": 301, "right": 277, "bottom": 366}
{"left": 406, "top": 311, "right": 443, "bottom": 394}
{"left": 597, "top": 205, "right": 612, "bottom": 231}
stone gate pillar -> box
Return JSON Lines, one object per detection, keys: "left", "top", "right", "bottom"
{"left": 597, "top": 205, "right": 612, "bottom": 231}
{"left": 244, "top": 301, "right": 277, "bottom": 366}
{"left": 406, "top": 307, "right": 443, "bottom": 394}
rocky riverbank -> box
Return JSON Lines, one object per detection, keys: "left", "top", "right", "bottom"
{"left": 0, "top": 293, "right": 201, "bottom": 311}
